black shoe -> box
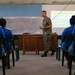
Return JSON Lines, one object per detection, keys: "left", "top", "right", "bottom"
{"left": 41, "top": 53, "right": 47, "bottom": 57}
{"left": 41, "top": 51, "right": 47, "bottom": 57}
{"left": 50, "top": 50, "right": 55, "bottom": 56}
{"left": 50, "top": 53, "right": 54, "bottom": 56}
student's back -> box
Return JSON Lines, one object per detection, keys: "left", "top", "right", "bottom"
{"left": 0, "top": 26, "right": 6, "bottom": 53}
{"left": 68, "top": 26, "right": 75, "bottom": 53}
{"left": 62, "top": 26, "right": 74, "bottom": 49}
{"left": 3, "top": 27, "right": 13, "bottom": 50}
{"left": 2, "top": 27, "right": 13, "bottom": 38}
{"left": 62, "top": 16, "right": 75, "bottom": 49}
{"left": 61, "top": 15, "right": 75, "bottom": 62}
{"left": 0, "top": 26, "right": 5, "bottom": 40}
{"left": 0, "top": 18, "right": 13, "bottom": 50}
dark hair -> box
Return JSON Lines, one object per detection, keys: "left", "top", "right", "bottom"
{"left": 42, "top": 10, "right": 47, "bottom": 13}
{"left": 0, "top": 18, "right": 6, "bottom": 27}
{"left": 70, "top": 15, "right": 75, "bottom": 25}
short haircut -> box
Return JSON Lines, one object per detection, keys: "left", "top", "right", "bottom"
{"left": 70, "top": 15, "right": 75, "bottom": 25}
{"left": 0, "top": 18, "right": 6, "bottom": 27}
{"left": 42, "top": 10, "right": 47, "bottom": 13}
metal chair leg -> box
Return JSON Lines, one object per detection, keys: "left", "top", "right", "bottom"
{"left": 58, "top": 48, "right": 61, "bottom": 61}
{"left": 16, "top": 48, "right": 19, "bottom": 61}
{"left": 56, "top": 48, "right": 58, "bottom": 59}
{"left": 2, "top": 56, "right": 5, "bottom": 75}
{"left": 69, "top": 55, "right": 72, "bottom": 75}
{"left": 62, "top": 51, "right": 64, "bottom": 66}
{"left": 12, "top": 51, "right": 15, "bottom": 67}
{"left": 7, "top": 54, "right": 10, "bottom": 69}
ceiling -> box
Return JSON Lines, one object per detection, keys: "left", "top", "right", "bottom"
{"left": 0, "top": 0, "right": 75, "bottom": 4}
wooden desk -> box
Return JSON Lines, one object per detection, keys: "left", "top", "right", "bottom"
{"left": 14, "top": 34, "right": 58, "bottom": 55}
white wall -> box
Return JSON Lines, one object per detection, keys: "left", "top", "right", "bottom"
{"left": 42, "top": 4, "right": 75, "bottom": 35}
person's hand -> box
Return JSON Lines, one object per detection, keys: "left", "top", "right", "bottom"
{"left": 40, "top": 26, "right": 45, "bottom": 30}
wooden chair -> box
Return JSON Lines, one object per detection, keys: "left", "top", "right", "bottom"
{"left": 56, "top": 35, "right": 62, "bottom": 61}
{"left": 0, "top": 43, "right": 6, "bottom": 75}
{"left": 12, "top": 35, "right": 20, "bottom": 61}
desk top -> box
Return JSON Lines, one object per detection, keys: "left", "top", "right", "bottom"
{"left": 14, "top": 33, "right": 58, "bottom": 36}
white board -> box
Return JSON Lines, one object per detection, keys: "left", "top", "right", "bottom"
{"left": 4, "top": 17, "right": 43, "bottom": 34}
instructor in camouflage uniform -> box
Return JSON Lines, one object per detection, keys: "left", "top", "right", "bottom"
{"left": 40, "top": 10, "right": 52, "bottom": 57}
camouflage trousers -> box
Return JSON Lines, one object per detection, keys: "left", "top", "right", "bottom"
{"left": 43, "top": 34, "right": 51, "bottom": 53}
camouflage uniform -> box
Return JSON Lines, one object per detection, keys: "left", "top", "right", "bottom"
{"left": 43, "top": 16, "right": 52, "bottom": 53}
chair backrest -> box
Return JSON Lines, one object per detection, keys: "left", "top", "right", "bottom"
{"left": 72, "top": 36, "right": 75, "bottom": 56}
{"left": 57, "top": 35, "right": 62, "bottom": 47}
{"left": 3, "top": 36, "right": 13, "bottom": 51}
{"left": 12, "top": 35, "right": 19, "bottom": 49}
{"left": 65, "top": 35, "right": 73, "bottom": 49}
{"left": 63, "top": 35, "right": 73, "bottom": 53}
{"left": 0, "top": 43, "right": 2, "bottom": 58}
{"left": 13, "top": 35, "right": 19, "bottom": 40}
{"left": 61, "top": 35, "right": 73, "bottom": 52}
{"left": 0, "top": 42, "right": 5, "bottom": 58}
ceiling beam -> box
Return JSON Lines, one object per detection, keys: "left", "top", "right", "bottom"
{"left": 0, "top": 0, "right": 75, "bottom": 4}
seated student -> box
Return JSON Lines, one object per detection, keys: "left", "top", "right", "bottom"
{"left": 0, "top": 18, "right": 13, "bottom": 50}
{"left": 0, "top": 26, "right": 6, "bottom": 53}
{"left": 68, "top": 25, "right": 75, "bottom": 63}
{"left": 61, "top": 15, "right": 75, "bottom": 62}
{"left": 68, "top": 26, "right": 75, "bottom": 53}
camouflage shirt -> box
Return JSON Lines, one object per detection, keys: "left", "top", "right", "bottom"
{"left": 43, "top": 16, "right": 52, "bottom": 34}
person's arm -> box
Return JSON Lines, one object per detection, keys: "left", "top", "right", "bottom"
{"left": 61, "top": 28, "right": 67, "bottom": 42}
{"left": 7, "top": 29, "right": 14, "bottom": 38}
{"left": 72, "top": 27, "right": 75, "bottom": 40}
{"left": 40, "top": 24, "right": 52, "bottom": 30}
{"left": 40, "top": 26, "right": 45, "bottom": 30}
{"left": 45, "top": 24, "right": 52, "bottom": 29}
{"left": 40, "top": 18, "right": 52, "bottom": 30}
{"left": 1, "top": 27, "right": 6, "bottom": 43}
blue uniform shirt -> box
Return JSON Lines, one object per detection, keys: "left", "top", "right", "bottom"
{"left": 0, "top": 26, "right": 6, "bottom": 53}
{"left": 3, "top": 27, "right": 13, "bottom": 38}
{"left": 2, "top": 27, "right": 13, "bottom": 50}
{"left": 68, "top": 26, "right": 75, "bottom": 53}
{"left": 0, "top": 26, "right": 6, "bottom": 39}
{"left": 61, "top": 25, "right": 74, "bottom": 49}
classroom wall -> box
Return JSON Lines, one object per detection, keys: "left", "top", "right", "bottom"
{"left": 0, "top": 4, "right": 42, "bottom": 17}
{"left": 42, "top": 4, "right": 75, "bottom": 35}
{"left": 0, "top": 4, "right": 75, "bottom": 34}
